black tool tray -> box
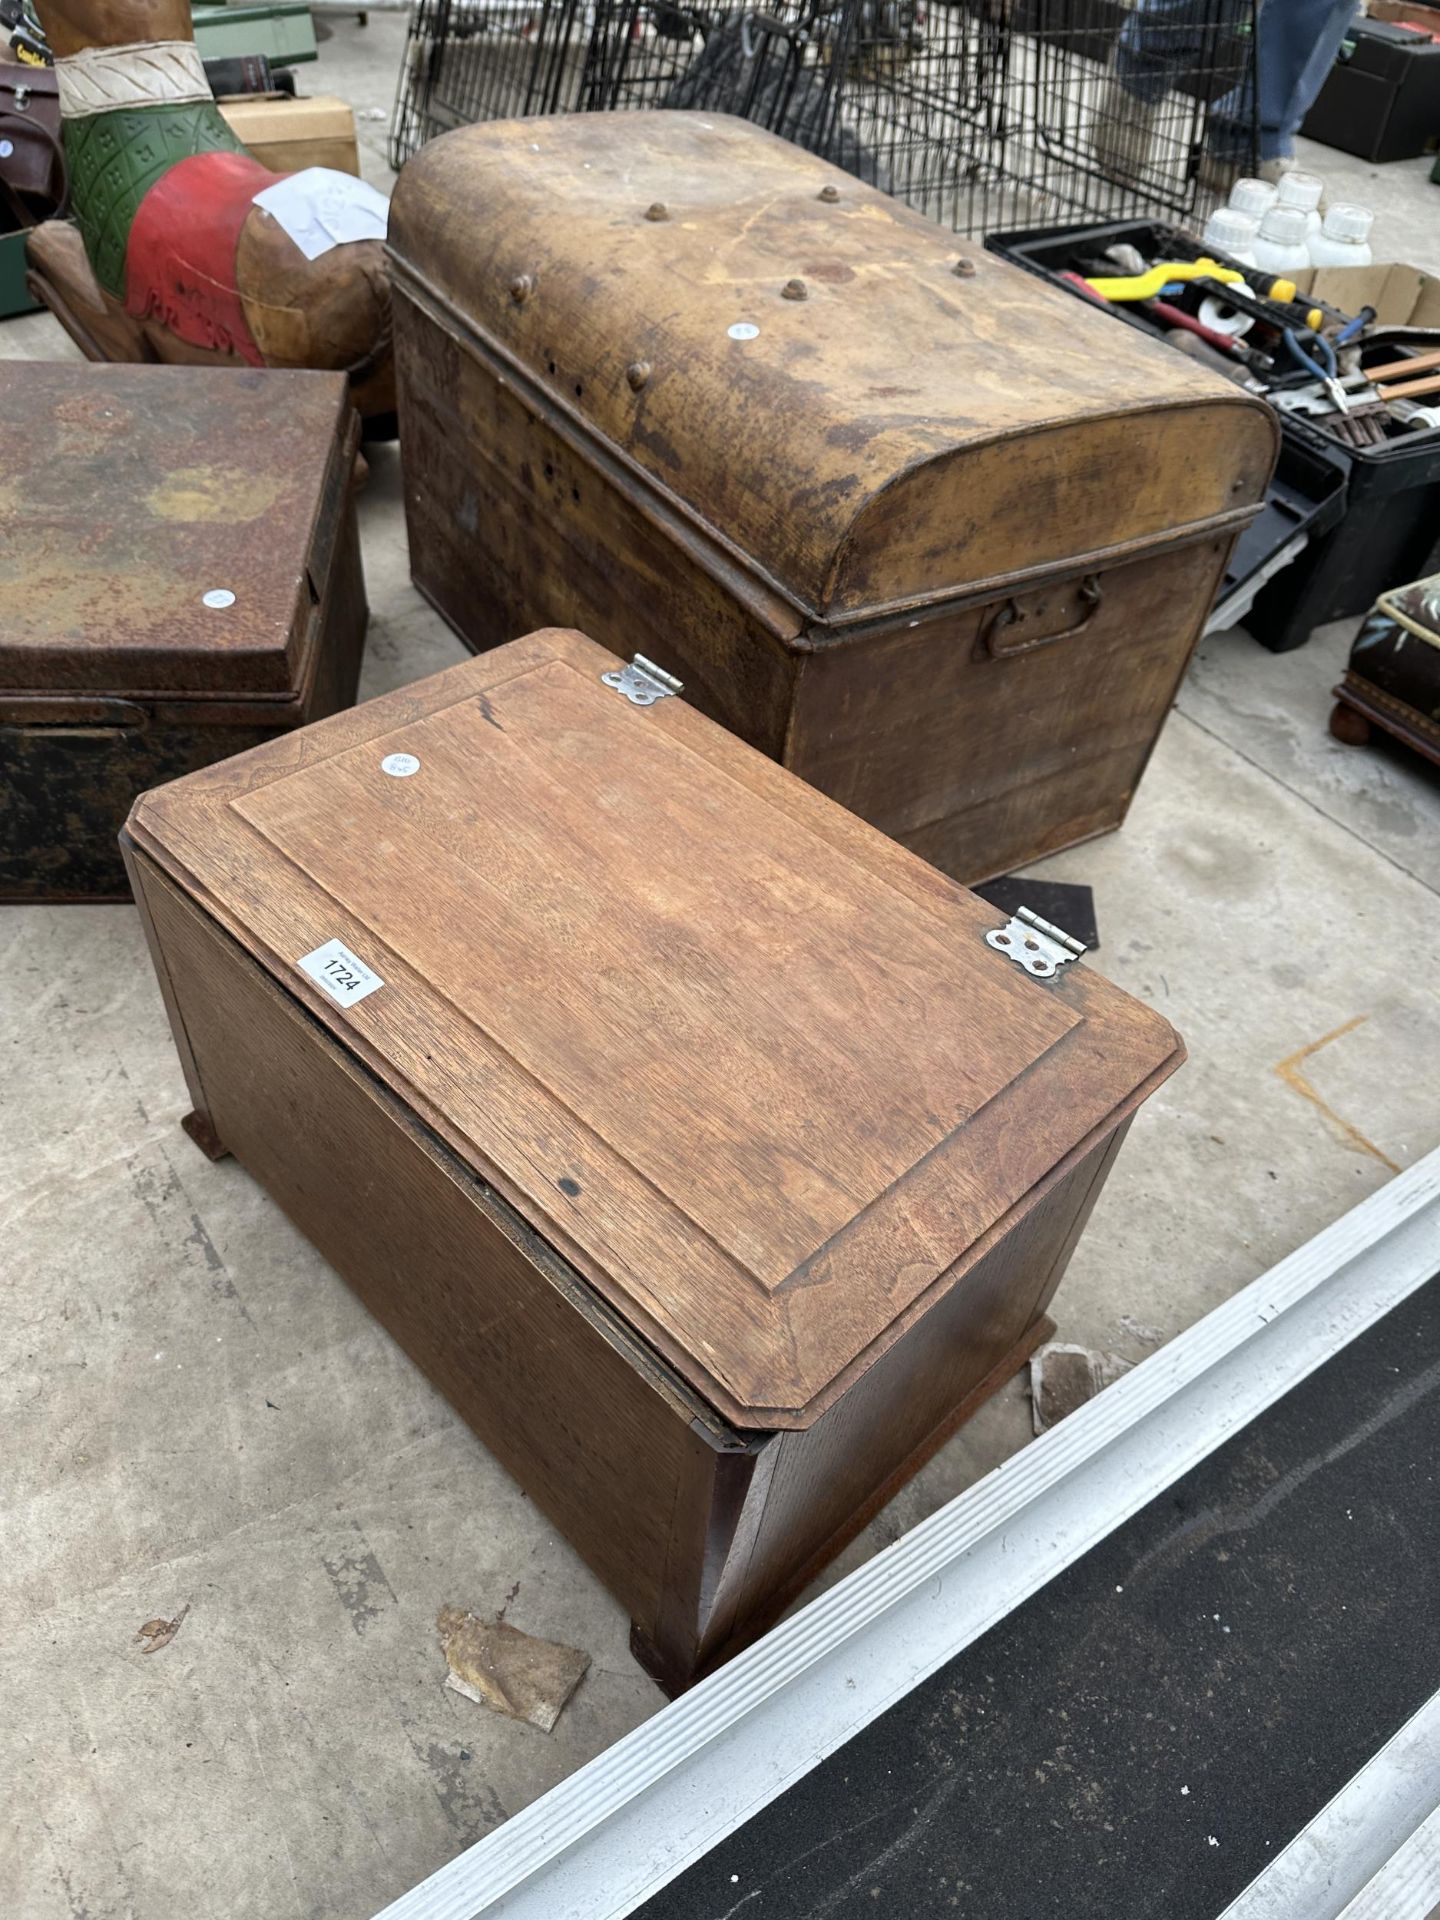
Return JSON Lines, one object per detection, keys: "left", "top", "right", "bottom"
{"left": 988, "top": 217, "right": 1440, "bottom": 649}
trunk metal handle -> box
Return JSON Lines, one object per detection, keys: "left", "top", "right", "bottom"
{"left": 985, "top": 574, "right": 1103, "bottom": 658}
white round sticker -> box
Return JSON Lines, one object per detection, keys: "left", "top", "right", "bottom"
{"left": 0, "top": 141, "right": 13, "bottom": 160}
{"left": 381, "top": 752, "right": 420, "bottom": 778}
{"left": 727, "top": 322, "right": 760, "bottom": 341}
{"left": 202, "top": 588, "right": 236, "bottom": 609}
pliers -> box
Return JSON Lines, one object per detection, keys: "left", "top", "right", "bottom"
{"left": 1282, "top": 328, "right": 1349, "bottom": 412}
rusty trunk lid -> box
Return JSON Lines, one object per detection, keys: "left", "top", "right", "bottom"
{"left": 387, "top": 112, "right": 1278, "bottom": 625}
{"left": 0, "top": 364, "right": 352, "bottom": 706}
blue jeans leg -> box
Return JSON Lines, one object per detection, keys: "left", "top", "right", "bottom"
{"left": 1258, "top": 0, "right": 1359, "bottom": 157}
{"left": 1116, "top": 0, "right": 1359, "bottom": 159}
{"left": 1115, "top": 0, "right": 1253, "bottom": 106}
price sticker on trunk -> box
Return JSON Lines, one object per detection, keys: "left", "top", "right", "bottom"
{"left": 297, "top": 939, "right": 384, "bottom": 1008}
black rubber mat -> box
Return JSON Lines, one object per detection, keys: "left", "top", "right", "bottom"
{"left": 971, "top": 877, "right": 1100, "bottom": 951}
{"left": 638, "top": 1275, "right": 1440, "bottom": 1920}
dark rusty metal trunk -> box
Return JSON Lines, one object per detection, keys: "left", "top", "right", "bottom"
{"left": 0, "top": 364, "right": 368, "bottom": 901}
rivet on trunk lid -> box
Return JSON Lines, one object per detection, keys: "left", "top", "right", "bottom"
{"left": 781, "top": 279, "right": 808, "bottom": 301}
{"left": 626, "top": 361, "right": 652, "bottom": 391}
{"left": 644, "top": 202, "right": 669, "bottom": 222}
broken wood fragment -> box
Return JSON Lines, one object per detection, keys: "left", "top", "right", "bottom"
{"left": 1030, "top": 1343, "right": 1130, "bottom": 1434}
{"left": 135, "top": 1604, "right": 190, "bottom": 1653}
{"left": 437, "top": 1605, "right": 590, "bottom": 1733}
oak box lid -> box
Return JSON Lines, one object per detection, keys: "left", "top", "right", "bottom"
{"left": 387, "top": 113, "right": 1278, "bottom": 623}
{"left": 0, "top": 364, "right": 351, "bottom": 703}
{"left": 126, "top": 629, "right": 1183, "bottom": 1429}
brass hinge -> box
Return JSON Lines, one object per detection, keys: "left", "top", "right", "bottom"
{"left": 985, "top": 907, "right": 1087, "bottom": 979}
{"left": 601, "top": 654, "right": 683, "bottom": 707}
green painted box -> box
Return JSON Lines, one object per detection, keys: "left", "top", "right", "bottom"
{"left": 192, "top": 3, "right": 318, "bottom": 66}
{"left": 0, "top": 228, "right": 40, "bottom": 318}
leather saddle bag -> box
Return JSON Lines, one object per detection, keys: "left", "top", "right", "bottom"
{"left": 0, "top": 58, "right": 66, "bottom": 225}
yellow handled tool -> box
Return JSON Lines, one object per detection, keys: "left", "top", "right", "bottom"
{"left": 1085, "top": 258, "right": 1245, "bottom": 302}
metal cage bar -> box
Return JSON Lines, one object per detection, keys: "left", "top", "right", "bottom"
{"left": 388, "top": 0, "right": 1260, "bottom": 236}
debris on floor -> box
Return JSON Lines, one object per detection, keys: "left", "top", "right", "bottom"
{"left": 1030, "top": 1343, "right": 1131, "bottom": 1434}
{"left": 436, "top": 1605, "right": 590, "bottom": 1733}
{"left": 135, "top": 1604, "right": 190, "bottom": 1654}
{"left": 1118, "top": 1313, "right": 1167, "bottom": 1350}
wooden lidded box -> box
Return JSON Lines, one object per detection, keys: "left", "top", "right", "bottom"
{"left": 1, "top": 363, "right": 366, "bottom": 901}
{"left": 386, "top": 112, "right": 1278, "bottom": 884}
{"left": 124, "top": 628, "right": 1183, "bottom": 1692}
{"left": 1331, "top": 570, "right": 1440, "bottom": 766}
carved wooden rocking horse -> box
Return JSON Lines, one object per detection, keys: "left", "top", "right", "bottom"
{"left": 25, "top": 0, "right": 394, "bottom": 423}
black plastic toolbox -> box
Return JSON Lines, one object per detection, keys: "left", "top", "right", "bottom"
{"left": 988, "top": 217, "right": 1440, "bottom": 651}
{"left": 1301, "top": 16, "right": 1440, "bottom": 164}
{"left": 1212, "top": 435, "right": 1351, "bottom": 645}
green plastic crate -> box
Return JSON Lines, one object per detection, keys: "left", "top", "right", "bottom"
{"left": 191, "top": 3, "right": 318, "bottom": 66}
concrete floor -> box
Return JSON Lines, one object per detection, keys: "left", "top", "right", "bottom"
{"left": 4, "top": 27, "right": 1440, "bottom": 1919}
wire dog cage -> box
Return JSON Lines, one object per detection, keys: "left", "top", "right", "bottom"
{"left": 389, "top": 0, "right": 1259, "bottom": 237}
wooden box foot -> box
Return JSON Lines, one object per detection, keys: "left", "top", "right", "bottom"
{"left": 181, "top": 1110, "right": 231, "bottom": 1162}
{"left": 1329, "top": 698, "right": 1372, "bottom": 748}
{"left": 632, "top": 1312, "right": 1054, "bottom": 1697}
{"left": 628, "top": 1623, "right": 682, "bottom": 1696}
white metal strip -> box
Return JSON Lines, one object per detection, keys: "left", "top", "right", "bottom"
{"left": 1340, "top": 1805, "right": 1440, "bottom": 1920}
{"left": 1219, "top": 1692, "right": 1440, "bottom": 1920}
{"left": 374, "top": 1149, "right": 1440, "bottom": 1920}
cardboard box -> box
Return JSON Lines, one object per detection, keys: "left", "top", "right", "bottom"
{"left": 1292, "top": 261, "right": 1440, "bottom": 328}
{"left": 1301, "top": 8, "right": 1440, "bottom": 161}
{"left": 219, "top": 93, "right": 361, "bottom": 175}
{"left": 1369, "top": 0, "right": 1440, "bottom": 34}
